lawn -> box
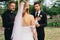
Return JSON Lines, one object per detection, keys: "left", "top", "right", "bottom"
{"left": 0, "top": 27, "right": 60, "bottom": 40}
{"left": 0, "top": 27, "right": 4, "bottom": 40}
{"left": 45, "top": 27, "right": 60, "bottom": 40}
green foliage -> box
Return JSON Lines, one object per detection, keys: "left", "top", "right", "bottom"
{"left": 42, "top": 5, "right": 60, "bottom": 16}
{"left": 47, "top": 18, "right": 60, "bottom": 27}
{"left": 47, "top": 21, "right": 60, "bottom": 27}
{"left": 15, "top": 1, "right": 18, "bottom": 14}
{"left": 36, "top": 0, "right": 44, "bottom": 2}
{"left": 29, "top": 5, "right": 35, "bottom": 14}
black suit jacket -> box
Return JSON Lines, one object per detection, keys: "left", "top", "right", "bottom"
{"left": 31, "top": 11, "right": 47, "bottom": 28}
{"left": 1, "top": 10, "right": 16, "bottom": 29}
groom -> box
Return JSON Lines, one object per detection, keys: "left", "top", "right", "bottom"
{"left": 31, "top": 2, "right": 47, "bottom": 40}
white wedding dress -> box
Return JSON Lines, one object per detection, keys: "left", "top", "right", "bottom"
{"left": 19, "top": 26, "right": 34, "bottom": 40}
{"left": 12, "top": 26, "right": 34, "bottom": 40}
{"left": 11, "top": 2, "right": 34, "bottom": 40}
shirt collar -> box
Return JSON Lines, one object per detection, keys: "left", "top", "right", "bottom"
{"left": 35, "top": 10, "right": 41, "bottom": 16}
{"left": 36, "top": 10, "right": 41, "bottom": 14}
{"left": 38, "top": 10, "right": 41, "bottom": 14}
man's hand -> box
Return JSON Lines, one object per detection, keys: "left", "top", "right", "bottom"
{"left": 36, "top": 24, "right": 40, "bottom": 28}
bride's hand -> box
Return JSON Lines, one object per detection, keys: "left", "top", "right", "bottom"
{"left": 35, "top": 17, "right": 41, "bottom": 21}
{"left": 21, "top": 2, "right": 25, "bottom": 5}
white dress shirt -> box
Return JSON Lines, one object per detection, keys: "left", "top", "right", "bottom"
{"left": 35, "top": 10, "right": 41, "bottom": 17}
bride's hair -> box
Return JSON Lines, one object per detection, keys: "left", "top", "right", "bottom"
{"left": 22, "top": 1, "right": 29, "bottom": 17}
{"left": 24, "top": 1, "right": 29, "bottom": 13}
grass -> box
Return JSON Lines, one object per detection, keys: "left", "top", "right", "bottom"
{"left": 45, "top": 27, "right": 60, "bottom": 40}
{"left": 0, "top": 16, "right": 2, "bottom": 27}
{"left": 0, "top": 27, "right": 4, "bottom": 40}
{"left": 0, "top": 32, "right": 4, "bottom": 40}
{"left": 47, "top": 17, "right": 60, "bottom": 27}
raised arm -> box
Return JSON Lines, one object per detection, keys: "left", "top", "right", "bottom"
{"left": 30, "top": 15, "right": 38, "bottom": 40}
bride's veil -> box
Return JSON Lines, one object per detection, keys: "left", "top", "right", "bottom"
{"left": 11, "top": 2, "right": 24, "bottom": 40}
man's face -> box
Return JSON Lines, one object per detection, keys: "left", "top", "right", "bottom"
{"left": 34, "top": 4, "right": 40, "bottom": 11}
{"left": 8, "top": 3, "right": 16, "bottom": 11}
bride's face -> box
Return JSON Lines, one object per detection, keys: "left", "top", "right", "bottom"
{"left": 23, "top": 2, "right": 29, "bottom": 14}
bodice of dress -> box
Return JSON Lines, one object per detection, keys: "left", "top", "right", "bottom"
{"left": 22, "top": 26, "right": 32, "bottom": 33}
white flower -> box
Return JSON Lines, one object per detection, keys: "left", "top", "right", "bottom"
{"left": 40, "top": 15, "right": 42, "bottom": 17}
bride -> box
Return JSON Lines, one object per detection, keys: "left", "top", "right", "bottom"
{"left": 11, "top": 1, "right": 38, "bottom": 40}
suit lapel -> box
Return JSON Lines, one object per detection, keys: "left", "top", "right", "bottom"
{"left": 33, "top": 12, "right": 36, "bottom": 18}
{"left": 34, "top": 11, "right": 43, "bottom": 18}
{"left": 39, "top": 11, "right": 42, "bottom": 18}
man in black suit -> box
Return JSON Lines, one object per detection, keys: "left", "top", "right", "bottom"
{"left": 1, "top": 1, "right": 16, "bottom": 40}
{"left": 31, "top": 2, "right": 47, "bottom": 40}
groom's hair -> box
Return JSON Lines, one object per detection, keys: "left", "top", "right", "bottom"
{"left": 34, "top": 1, "right": 41, "bottom": 6}
{"left": 8, "top": 1, "right": 16, "bottom": 5}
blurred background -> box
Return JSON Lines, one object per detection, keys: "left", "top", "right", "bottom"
{"left": 0, "top": 0, "right": 60, "bottom": 40}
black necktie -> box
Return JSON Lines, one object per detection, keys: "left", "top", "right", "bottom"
{"left": 36, "top": 12, "right": 38, "bottom": 17}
